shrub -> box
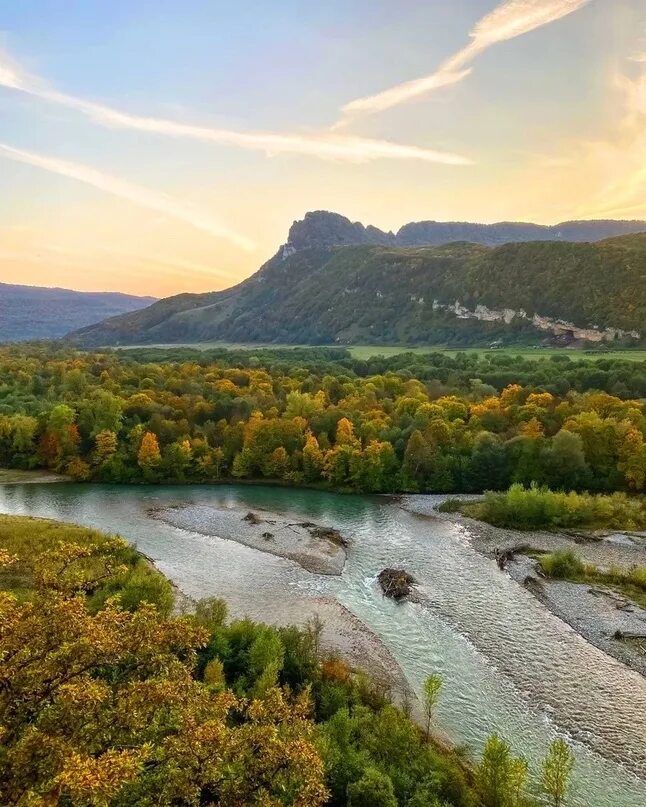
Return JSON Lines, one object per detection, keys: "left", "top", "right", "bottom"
{"left": 539, "top": 550, "right": 586, "bottom": 580}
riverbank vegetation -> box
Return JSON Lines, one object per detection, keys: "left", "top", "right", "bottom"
{"left": 0, "top": 514, "right": 576, "bottom": 806}
{"left": 536, "top": 549, "right": 646, "bottom": 609}
{"left": 0, "top": 345, "right": 645, "bottom": 495}
{"left": 456, "top": 485, "right": 646, "bottom": 531}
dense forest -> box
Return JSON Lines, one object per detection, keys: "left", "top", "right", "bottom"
{"left": 0, "top": 514, "right": 575, "bottom": 806}
{"left": 70, "top": 233, "right": 646, "bottom": 347}
{"left": 0, "top": 345, "right": 644, "bottom": 494}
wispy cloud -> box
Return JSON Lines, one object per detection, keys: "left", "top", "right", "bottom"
{"left": 340, "top": 0, "right": 592, "bottom": 118}
{"left": 0, "top": 142, "right": 255, "bottom": 250}
{"left": 0, "top": 48, "right": 471, "bottom": 166}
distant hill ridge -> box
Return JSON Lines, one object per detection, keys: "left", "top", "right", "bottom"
{"left": 0, "top": 282, "right": 156, "bottom": 342}
{"left": 69, "top": 212, "right": 646, "bottom": 348}
{"left": 282, "top": 210, "right": 646, "bottom": 252}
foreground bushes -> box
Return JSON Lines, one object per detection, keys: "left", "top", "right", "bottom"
{"left": 465, "top": 484, "right": 646, "bottom": 531}
{"left": 0, "top": 516, "right": 474, "bottom": 806}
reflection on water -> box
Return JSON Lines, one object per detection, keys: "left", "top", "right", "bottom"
{"left": 1, "top": 482, "right": 644, "bottom": 807}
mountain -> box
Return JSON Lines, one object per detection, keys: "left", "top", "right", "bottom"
{"left": 282, "top": 210, "right": 646, "bottom": 252}
{"left": 70, "top": 230, "right": 646, "bottom": 348}
{"left": 0, "top": 283, "right": 157, "bottom": 342}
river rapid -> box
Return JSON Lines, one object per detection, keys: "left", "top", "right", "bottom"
{"left": 0, "top": 482, "right": 644, "bottom": 807}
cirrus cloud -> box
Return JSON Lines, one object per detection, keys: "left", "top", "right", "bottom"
{"left": 0, "top": 48, "right": 471, "bottom": 167}
{"left": 341, "top": 0, "right": 592, "bottom": 119}
{"left": 0, "top": 141, "right": 256, "bottom": 251}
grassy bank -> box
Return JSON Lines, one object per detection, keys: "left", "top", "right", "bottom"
{"left": 443, "top": 484, "right": 646, "bottom": 532}
{"left": 536, "top": 549, "right": 646, "bottom": 609}
{"left": 0, "top": 514, "right": 173, "bottom": 612}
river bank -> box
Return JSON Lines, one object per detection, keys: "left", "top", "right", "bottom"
{"left": 1, "top": 482, "right": 645, "bottom": 805}
{"left": 401, "top": 495, "right": 646, "bottom": 677}
{"left": 146, "top": 500, "right": 414, "bottom": 707}
{"left": 0, "top": 468, "right": 69, "bottom": 484}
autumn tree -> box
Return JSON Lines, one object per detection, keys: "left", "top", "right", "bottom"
{"left": 94, "top": 429, "right": 118, "bottom": 463}
{"left": 137, "top": 430, "right": 161, "bottom": 469}
{"left": 303, "top": 432, "right": 325, "bottom": 482}
{"left": 403, "top": 430, "right": 433, "bottom": 485}
{"left": 0, "top": 542, "right": 328, "bottom": 806}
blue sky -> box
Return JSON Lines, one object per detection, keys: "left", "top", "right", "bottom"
{"left": 0, "top": 1, "right": 644, "bottom": 295}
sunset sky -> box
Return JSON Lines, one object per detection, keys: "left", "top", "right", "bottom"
{"left": 1, "top": 0, "right": 645, "bottom": 297}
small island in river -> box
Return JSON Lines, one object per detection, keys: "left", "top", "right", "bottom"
{"left": 150, "top": 502, "right": 348, "bottom": 575}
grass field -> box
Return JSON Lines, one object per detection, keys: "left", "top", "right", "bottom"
{"left": 116, "top": 341, "right": 646, "bottom": 362}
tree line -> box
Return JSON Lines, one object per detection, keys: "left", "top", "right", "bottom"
{"left": 0, "top": 346, "right": 644, "bottom": 493}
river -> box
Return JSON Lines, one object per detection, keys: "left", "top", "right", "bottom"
{"left": 0, "top": 482, "right": 644, "bottom": 806}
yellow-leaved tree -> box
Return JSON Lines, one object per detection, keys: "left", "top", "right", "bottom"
{"left": 0, "top": 543, "right": 327, "bottom": 806}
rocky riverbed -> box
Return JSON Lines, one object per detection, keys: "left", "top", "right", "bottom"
{"left": 401, "top": 494, "right": 646, "bottom": 676}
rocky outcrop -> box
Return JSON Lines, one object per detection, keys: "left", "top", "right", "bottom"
{"left": 431, "top": 299, "right": 641, "bottom": 343}
{"left": 284, "top": 211, "right": 395, "bottom": 253}
{"left": 281, "top": 211, "right": 646, "bottom": 255}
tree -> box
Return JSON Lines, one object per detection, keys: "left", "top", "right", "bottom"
{"left": 347, "top": 768, "right": 397, "bottom": 807}
{"left": 403, "top": 430, "right": 433, "bottom": 485}
{"left": 543, "top": 430, "right": 589, "bottom": 491}
{"left": 476, "top": 734, "right": 516, "bottom": 807}
{"left": 336, "top": 417, "right": 357, "bottom": 446}
{"left": 303, "top": 432, "right": 324, "bottom": 481}
{"left": 0, "top": 542, "right": 328, "bottom": 806}
{"left": 94, "top": 429, "right": 118, "bottom": 463}
{"left": 468, "top": 432, "right": 511, "bottom": 492}
{"left": 137, "top": 430, "right": 161, "bottom": 469}
{"left": 541, "top": 738, "right": 574, "bottom": 807}
{"left": 423, "top": 673, "right": 443, "bottom": 740}
{"left": 10, "top": 414, "right": 38, "bottom": 454}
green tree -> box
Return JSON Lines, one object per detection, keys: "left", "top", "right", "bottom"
{"left": 543, "top": 430, "right": 589, "bottom": 491}
{"left": 541, "top": 738, "right": 574, "bottom": 807}
{"left": 423, "top": 673, "right": 443, "bottom": 740}
{"left": 476, "top": 734, "right": 515, "bottom": 807}
{"left": 347, "top": 768, "right": 397, "bottom": 807}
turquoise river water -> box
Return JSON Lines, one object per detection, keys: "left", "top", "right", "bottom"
{"left": 0, "top": 482, "right": 644, "bottom": 806}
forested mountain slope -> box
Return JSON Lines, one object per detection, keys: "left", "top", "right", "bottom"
{"left": 71, "top": 233, "right": 646, "bottom": 347}
{"left": 0, "top": 282, "right": 156, "bottom": 342}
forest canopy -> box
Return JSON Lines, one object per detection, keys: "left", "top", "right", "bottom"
{"left": 0, "top": 345, "right": 644, "bottom": 494}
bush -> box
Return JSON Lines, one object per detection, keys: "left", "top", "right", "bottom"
{"left": 539, "top": 550, "right": 586, "bottom": 580}
{"left": 347, "top": 768, "right": 397, "bottom": 807}
{"left": 470, "top": 483, "right": 646, "bottom": 531}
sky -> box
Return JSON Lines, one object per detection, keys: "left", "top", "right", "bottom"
{"left": 0, "top": 0, "right": 645, "bottom": 297}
